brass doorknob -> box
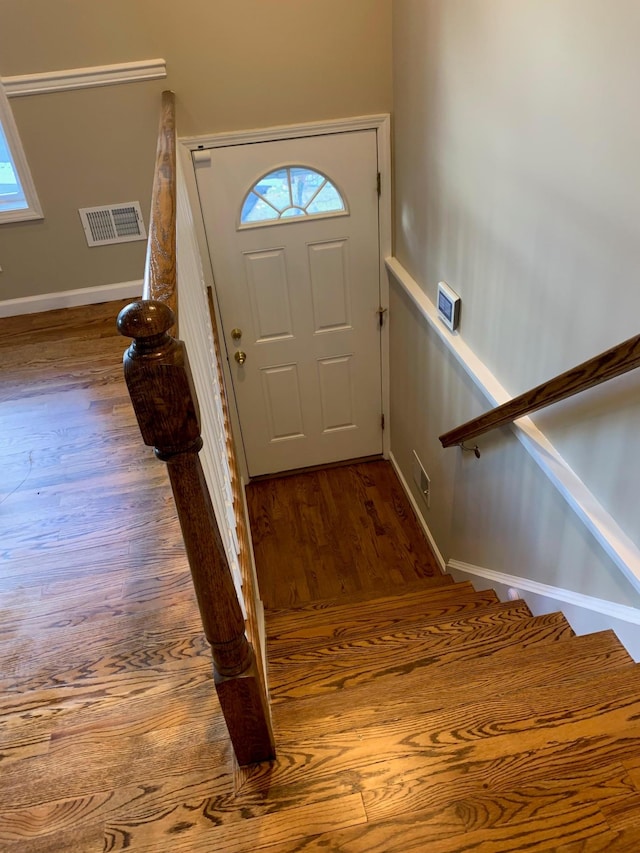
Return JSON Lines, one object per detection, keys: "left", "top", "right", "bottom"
{"left": 234, "top": 350, "right": 247, "bottom": 365}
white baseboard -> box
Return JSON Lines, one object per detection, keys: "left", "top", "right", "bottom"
{"left": 387, "top": 446, "right": 640, "bottom": 660}
{"left": 447, "top": 558, "right": 640, "bottom": 662}
{"left": 0, "top": 280, "right": 143, "bottom": 318}
{"left": 389, "top": 451, "right": 446, "bottom": 573}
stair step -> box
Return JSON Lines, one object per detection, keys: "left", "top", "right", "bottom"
{"left": 265, "top": 573, "right": 459, "bottom": 621}
{"left": 267, "top": 592, "right": 531, "bottom": 659}
{"left": 242, "top": 658, "right": 640, "bottom": 835}
{"left": 266, "top": 579, "right": 479, "bottom": 630}
{"left": 268, "top": 664, "right": 640, "bottom": 786}
{"left": 268, "top": 609, "right": 574, "bottom": 703}
{"left": 271, "top": 634, "right": 636, "bottom": 738}
{"left": 266, "top": 583, "right": 499, "bottom": 645}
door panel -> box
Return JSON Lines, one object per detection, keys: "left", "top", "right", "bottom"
{"left": 308, "top": 239, "right": 351, "bottom": 332}
{"left": 195, "top": 130, "right": 382, "bottom": 476}
{"left": 245, "top": 249, "right": 293, "bottom": 341}
{"left": 318, "top": 355, "right": 357, "bottom": 431}
{"left": 261, "top": 364, "right": 304, "bottom": 441}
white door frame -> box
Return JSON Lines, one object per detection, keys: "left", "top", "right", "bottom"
{"left": 179, "top": 115, "right": 392, "bottom": 481}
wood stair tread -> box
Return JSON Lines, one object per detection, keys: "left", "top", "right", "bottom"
{"left": 268, "top": 609, "right": 574, "bottom": 703}
{"left": 265, "top": 580, "right": 489, "bottom": 626}
{"left": 240, "top": 659, "right": 640, "bottom": 839}
{"left": 264, "top": 579, "right": 481, "bottom": 635}
{"left": 271, "top": 628, "right": 633, "bottom": 730}
{"left": 270, "top": 642, "right": 638, "bottom": 739}
{"left": 267, "top": 595, "right": 530, "bottom": 655}
{"left": 265, "top": 573, "right": 461, "bottom": 620}
{"left": 256, "top": 665, "right": 640, "bottom": 795}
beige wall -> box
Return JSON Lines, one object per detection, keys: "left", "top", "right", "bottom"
{"left": 0, "top": 0, "right": 392, "bottom": 300}
{"left": 391, "top": 0, "right": 640, "bottom": 606}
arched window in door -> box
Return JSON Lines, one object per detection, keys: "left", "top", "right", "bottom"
{"left": 240, "top": 166, "right": 347, "bottom": 226}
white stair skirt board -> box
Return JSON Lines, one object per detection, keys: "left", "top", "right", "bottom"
{"left": 447, "top": 559, "right": 640, "bottom": 663}
{"left": 386, "top": 256, "right": 640, "bottom": 596}
{"left": 0, "top": 280, "right": 143, "bottom": 318}
{"left": 389, "top": 452, "right": 446, "bottom": 573}
{"left": 389, "top": 447, "right": 640, "bottom": 662}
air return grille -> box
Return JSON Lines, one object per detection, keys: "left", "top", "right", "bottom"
{"left": 79, "top": 202, "right": 146, "bottom": 246}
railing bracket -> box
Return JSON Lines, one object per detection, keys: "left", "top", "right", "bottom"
{"left": 459, "top": 442, "right": 481, "bottom": 459}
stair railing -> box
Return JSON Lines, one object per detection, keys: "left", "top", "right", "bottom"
{"left": 117, "top": 91, "right": 275, "bottom": 765}
{"left": 440, "top": 333, "right": 640, "bottom": 448}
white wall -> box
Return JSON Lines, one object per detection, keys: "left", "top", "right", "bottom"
{"left": 391, "top": 0, "right": 640, "bottom": 608}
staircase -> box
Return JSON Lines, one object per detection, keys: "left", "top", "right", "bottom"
{"left": 234, "top": 577, "right": 640, "bottom": 851}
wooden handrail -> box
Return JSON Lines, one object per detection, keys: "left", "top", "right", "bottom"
{"left": 143, "top": 90, "right": 177, "bottom": 318}
{"left": 117, "top": 93, "right": 275, "bottom": 765}
{"left": 440, "top": 333, "right": 640, "bottom": 448}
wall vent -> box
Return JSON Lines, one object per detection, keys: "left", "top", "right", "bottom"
{"left": 79, "top": 202, "right": 146, "bottom": 246}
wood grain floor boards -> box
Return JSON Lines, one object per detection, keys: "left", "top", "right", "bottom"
{"left": 0, "top": 728, "right": 52, "bottom": 767}
{"left": 107, "top": 772, "right": 360, "bottom": 834}
{"left": 0, "top": 668, "right": 215, "bottom": 739}
{"left": 550, "top": 830, "right": 640, "bottom": 853}
{"left": 262, "top": 773, "right": 630, "bottom": 852}
{"left": 104, "top": 793, "right": 367, "bottom": 853}
{"left": 2, "top": 731, "right": 233, "bottom": 811}
{"left": 3, "top": 300, "right": 640, "bottom": 849}
{"left": 247, "top": 460, "right": 448, "bottom": 608}
{"left": 0, "top": 301, "right": 243, "bottom": 848}
{"left": 601, "top": 791, "right": 640, "bottom": 832}
{"left": 1, "top": 823, "right": 106, "bottom": 853}
{"left": 0, "top": 766, "right": 237, "bottom": 846}
{"left": 7, "top": 631, "right": 210, "bottom": 696}
{"left": 623, "top": 754, "right": 640, "bottom": 791}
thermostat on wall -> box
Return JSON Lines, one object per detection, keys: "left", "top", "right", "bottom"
{"left": 437, "top": 281, "right": 461, "bottom": 331}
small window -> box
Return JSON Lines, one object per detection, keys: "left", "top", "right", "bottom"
{"left": 0, "top": 84, "right": 42, "bottom": 224}
{"left": 240, "top": 166, "right": 346, "bottom": 227}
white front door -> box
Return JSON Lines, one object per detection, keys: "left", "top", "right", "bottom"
{"left": 194, "top": 131, "right": 382, "bottom": 477}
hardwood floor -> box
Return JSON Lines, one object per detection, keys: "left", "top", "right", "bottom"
{"left": 245, "top": 460, "right": 446, "bottom": 609}
{"left": 0, "top": 301, "right": 235, "bottom": 851}
{"left": 2, "top": 300, "right": 640, "bottom": 851}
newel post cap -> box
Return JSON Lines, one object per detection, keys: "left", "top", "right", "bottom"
{"left": 117, "top": 300, "right": 175, "bottom": 340}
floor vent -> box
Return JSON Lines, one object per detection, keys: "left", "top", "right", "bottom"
{"left": 79, "top": 202, "right": 146, "bottom": 246}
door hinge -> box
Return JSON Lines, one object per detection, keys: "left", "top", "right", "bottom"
{"left": 376, "top": 172, "right": 381, "bottom": 196}
{"left": 377, "top": 306, "right": 388, "bottom": 328}
{"left": 381, "top": 413, "right": 385, "bottom": 430}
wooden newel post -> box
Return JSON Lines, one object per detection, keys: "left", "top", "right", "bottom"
{"left": 117, "top": 299, "right": 275, "bottom": 765}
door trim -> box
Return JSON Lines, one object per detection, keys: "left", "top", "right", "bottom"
{"left": 179, "top": 115, "right": 392, "bottom": 479}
